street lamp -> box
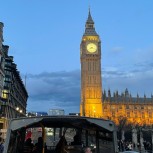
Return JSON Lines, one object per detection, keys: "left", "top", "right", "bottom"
{"left": 94, "top": 110, "right": 96, "bottom": 117}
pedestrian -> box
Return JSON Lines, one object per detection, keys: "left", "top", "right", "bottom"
{"left": 32, "top": 137, "right": 43, "bottom": 153}
{"left": 0, "top": 137, "right": 4, "bottom": 153}
{"left": 127, "top": 142, "right": 133, "bottom": 151}
{"left": 84, "top": 147, "right": 92, "bottom": 153}
{"left": 55, "top": 136, "right": 67, "bottom": 153}
{"left": 24, "top": 138, "right": 33, "bottom": 153}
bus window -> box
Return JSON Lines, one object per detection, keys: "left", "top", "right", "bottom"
{"left": 99, "top": 132, "right": 114, "bottom": 153}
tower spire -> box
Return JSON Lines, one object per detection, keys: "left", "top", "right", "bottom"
{"left": 87, "top": 7, "right": 94, "bottom": 24}
{"left": 84, "top": 8, "right": 98, "bottom": 36}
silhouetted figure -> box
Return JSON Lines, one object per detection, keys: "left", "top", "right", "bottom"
{"left": 71, "top": 133, "right": 81, "bottom": 145}
{"left": 33, "top": 137, "right": 43, "bottom": 153}
{"left": 55, "top": 136, "right": 67, "bottom": 153}
{"left": 24, "top": 138, "right": 33, "bottom": 153}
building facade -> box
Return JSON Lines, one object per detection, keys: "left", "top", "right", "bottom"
{"left": 0, "top": 22, "right": 5, "bottom": 130}
{"left": 0, "top": 22, "right": 28, "bottom": 136}
{"left": 27, "top": 111, "right": 48, "bottom": 117}
{"left": 103, "top": 89, "right": 153, "bottom": 125}
{"left": 0, "top": 22, "right": 5, "bottom": 101}
{"left": 80, "top": 11, "right": 153, "bottom": 125}
{"left": 48, "top": 109, "right": 65, "bottom": 116}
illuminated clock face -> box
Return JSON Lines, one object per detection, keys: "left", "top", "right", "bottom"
{"left": 87, "top": 43, "right": 97, "bottom": 53}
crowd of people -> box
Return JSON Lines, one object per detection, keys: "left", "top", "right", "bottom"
{"left": 0, "top": 132, "right": 93, "bottom": 153}
{"left": 23, "top": 137, "right": 45, "bottom": 153}
{"left": 23, "top": 136, "right": 92, "bottom": 153}
{"left": 118, "top": 139, "right": 152, "bottom": 152}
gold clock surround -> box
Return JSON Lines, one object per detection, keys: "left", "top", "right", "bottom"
{"left": 87, "top": 43, "right": 97, "bottom": 53}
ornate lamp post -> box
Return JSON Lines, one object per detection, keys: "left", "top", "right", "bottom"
{"left": 132, "top": 126, "right": 138, "bottom": 151}
{"left": 140, "top": 127, "right": 144, "bottom": 151}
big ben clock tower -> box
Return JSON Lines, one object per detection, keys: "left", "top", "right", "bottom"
{"left": 80, "top": 9, "right": 103, "bottom": 118}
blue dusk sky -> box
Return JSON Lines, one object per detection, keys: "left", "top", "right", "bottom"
{"left": 0, "top": 1, "right": 153, "bottom": 114}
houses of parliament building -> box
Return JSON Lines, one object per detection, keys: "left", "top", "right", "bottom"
{"left": 80, "top": 9, "right": 153, "bottom": 126}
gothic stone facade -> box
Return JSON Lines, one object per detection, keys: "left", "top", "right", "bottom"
{"left": 103, "top": 89, "right": 153, "bottom": 125}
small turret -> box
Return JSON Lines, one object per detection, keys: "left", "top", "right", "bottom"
{"left": 103, "top": 90, "right": 106, "bottom": 99}
{"left": 125, "top": 88, "right": 129, "bottom": 97}
{"left": 144, "top": 94, "right": 146, "bottom": 99}
{"left": 137, "top": 93, "right": 139, "bottom": 98}
{"left": 108, "top": 89, "right": 111, "bottom": 98}
{"left": 116, "top": 90, "right": 119, "bottom": 97}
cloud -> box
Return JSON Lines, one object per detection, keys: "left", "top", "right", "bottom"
{"left": 26, "top": 70, "right": 80, "bottom": 114}
{"left": 102, "top": 61, "right": 153, "bottom": 96}
{"left": 25, "top": 60, "right": 153, "bottom": 114}
{"left": 111, "top": 47, "right": 124, "bottom": 52}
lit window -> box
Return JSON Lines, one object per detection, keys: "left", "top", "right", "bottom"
{"left": 104, "top": 106, "right": 107, "bottom": 109}
{"left": 142, "top": 112, "right": 145, "bottom": 118}
{"left": 141, "top": 106, "right": 144, "bottom": 109}
{"left": 119, "top": 106, "right": 122, "bottom": 109}
{"left": 148, "top": 107, "right": 151, "bottom": 110}
{"left": 111, "top": 106, "right": 115, "bottom": 109}
{"left": 1, "top": 89, "right": 9, "bottom": 99}
{"left": 149, "top": 112, "right": 152, "bottom": 118}
{"left": 126, "top": 105, "right": 129, "bottom": 109}
{"left": 112, "top": 112, "right": 115, "bottom": 117}
{"left": 134, "top": 112, "right": 137, "bottom": 117}
{"left": 127, "top": 112, "right": 130, "bottom": 117}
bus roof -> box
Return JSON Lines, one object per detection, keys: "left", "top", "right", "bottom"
{"left": 8, "top": 115, "right": 116, "bottom": 132}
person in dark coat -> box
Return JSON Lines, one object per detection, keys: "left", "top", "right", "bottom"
{"left": 33, "top": 137, "right": 43, "bottom": 153}
{"left": 24, "top": 138, "right": 33, "bottom": 153}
